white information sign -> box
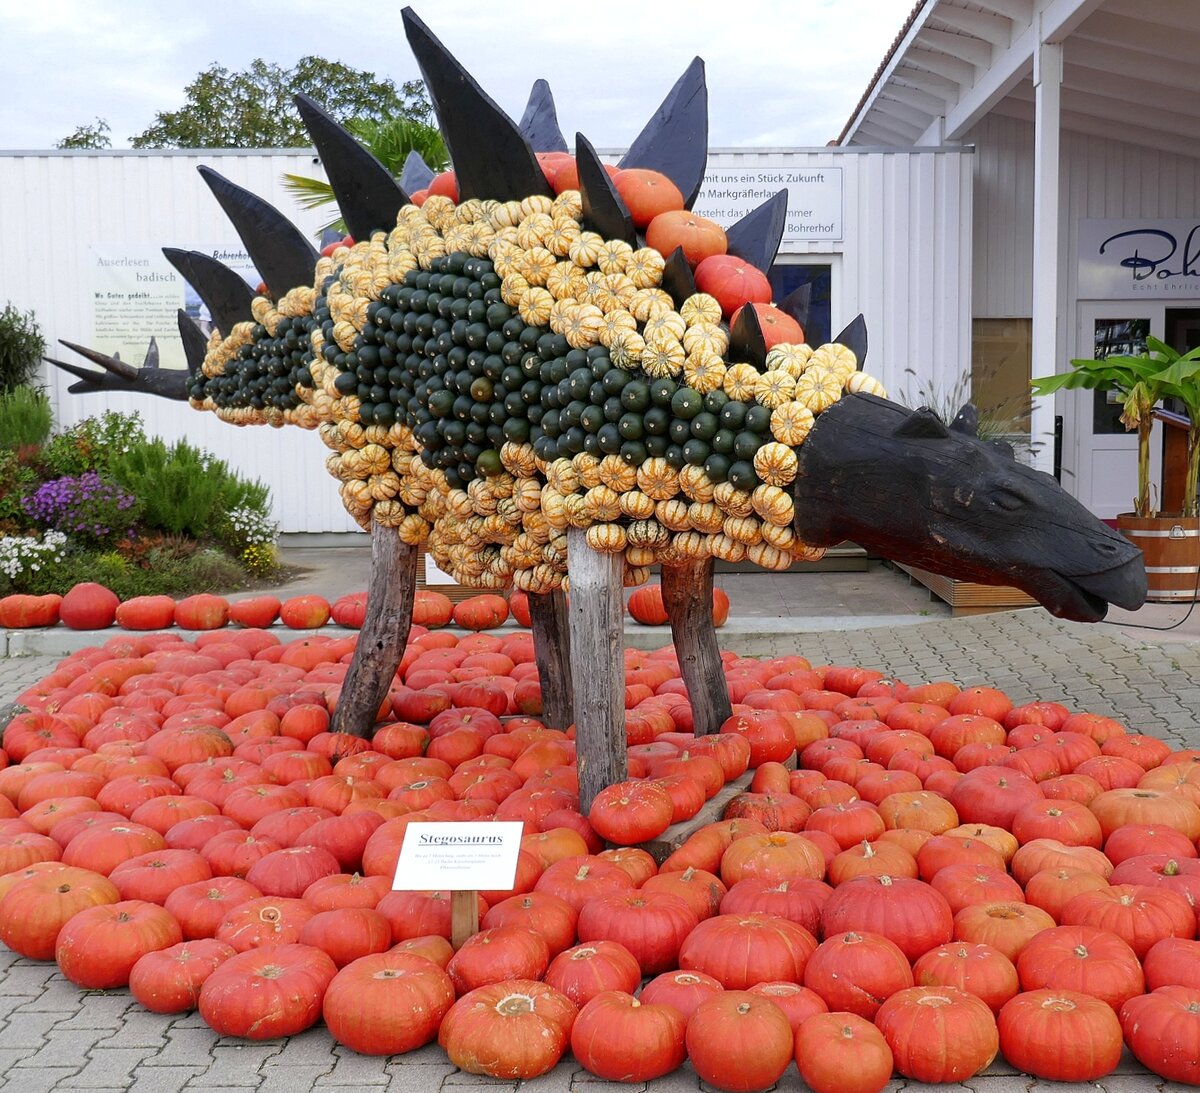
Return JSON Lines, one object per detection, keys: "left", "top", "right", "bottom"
{"left": 423, "top": 552, "right": 459, "bottom": 587}
{"left": 90, "top": 243, "right": 261, "bottom": 367}
{"left": 392, "top": 822, "right": 523, "bottom": 891}
{"left": 692, "top": 168, "right": 843, "bottom": 243}
{"left": 1079, "top": 219, "right": 1200, "bottom": 299}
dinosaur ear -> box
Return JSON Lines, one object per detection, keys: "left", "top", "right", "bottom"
{"left": 894, "top": 407, "right": 951, "bottom": 440}
{"left": 950, "top": 403, "right": 979, "bottom": 436}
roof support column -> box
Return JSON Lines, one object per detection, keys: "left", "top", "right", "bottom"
{"left": 1030, "top": 32, "right": 1062, "bottom": 476}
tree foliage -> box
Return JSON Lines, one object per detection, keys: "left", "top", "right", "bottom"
{"left": 130, "top": 57, "right": 432, "bottom": 149}
{"left": 57, "top": 118, "right": 112, "bottom": 150}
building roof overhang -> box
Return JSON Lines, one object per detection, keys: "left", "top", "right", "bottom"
{"left": 838, "top": 0, "right": 1200, "bottom": 160}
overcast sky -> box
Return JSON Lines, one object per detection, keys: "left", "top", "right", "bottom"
{"left": 1, "top": 1, "right": 907, "bottom": 151}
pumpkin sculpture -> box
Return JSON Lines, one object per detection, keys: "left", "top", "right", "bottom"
{"left": 50, "top": 7, "right": 1144, "bottom": 814}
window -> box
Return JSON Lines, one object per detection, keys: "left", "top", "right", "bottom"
{"left": 767, "top": 263, "right": 832, "bottom": 348}
{"left": 971, "top": 317, "right": 1032, "bottom": 434}
{"left": 1089, "top": 318, "right": 1148, "bottom": 434}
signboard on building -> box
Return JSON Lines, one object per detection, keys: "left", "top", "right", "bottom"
{"left": 693, "top": 168, "right": 843, "bottom": 243}
{"left": 1079, "top": 219, "right": 1200, "bottom": 299}
{"left": 90, "top": 243, "right": 260, "bottom": 368}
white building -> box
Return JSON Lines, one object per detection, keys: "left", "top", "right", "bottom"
{"left": 0, "top": 144, "right": 973, "bottom": 533}
{"left": 839, "top": 0, "right": 1200, "bottom": 520}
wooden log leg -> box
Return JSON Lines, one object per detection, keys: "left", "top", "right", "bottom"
{"left": 662, "top": 558, "right": 732, "bottom": 736}
{"left": 528, "top": 589, "right": 573, "bottom": 731}
{"left": 330, "top": 522, "right": 417, "bottom": 739}
{"left": 566, "top": 528, "right": 626, "bottom": 812}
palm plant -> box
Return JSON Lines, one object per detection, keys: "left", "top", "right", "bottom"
{"left": 1032, "top": 337, "right": 1200, "bottom": 517}
{"left": 284, "top": 116, "right": 449, "bottom": 234}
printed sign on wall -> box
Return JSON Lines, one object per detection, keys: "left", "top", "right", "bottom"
{"left": 1079, "top": 219, "right": 1200, "bottom": 299}
{"left": 90, "top": 244, "right": 260, "bottom": 368}
{"left": 692, "top": 168, "right": 843, "bottom": 243}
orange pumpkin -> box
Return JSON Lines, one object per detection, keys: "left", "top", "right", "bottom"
{"left": 452, "top": 594, "right": 509, "bottom": 631}
{"left": 59, "top": 583, "right": 119, "bottom": 630}
{"left": 645, "top": 210, "right": 727, "bottom": 268}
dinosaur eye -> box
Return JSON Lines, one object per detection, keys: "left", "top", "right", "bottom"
{"left": 992, "top": 487, "right": 1027, "bottom": 512}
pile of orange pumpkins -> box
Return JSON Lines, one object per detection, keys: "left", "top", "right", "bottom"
{"left": 0, "top": 581, "right": 515, "bottom": 633}
{"left": 2, "top": 612, "right": 1200, "bottom": 1090}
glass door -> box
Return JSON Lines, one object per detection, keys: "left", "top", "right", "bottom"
{"left": 1069, "top": 303, "right": 1164, "bottom": 520}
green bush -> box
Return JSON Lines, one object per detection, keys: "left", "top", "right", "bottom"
{"left": 108, "top": 437, "right": 271, "bottom": 539}
{"left": 0, "top": 304, "right": 45, "bottom": 392}
{"left": 0, "top": 450, "right": 41, "bottom": 529}
{"left": 40, "top": 411, "right": 147, "bottom": 477}
{"left": 0, "top": 386, "right": 52, "bottom": 449}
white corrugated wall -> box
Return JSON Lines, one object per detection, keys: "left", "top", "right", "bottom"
{"left": 968, "top": 112, "right": 1200, "bottom": 324}
{"left": 0, "top": 149, "right": 360, "bottom": 535}
{"left": 1, "top": 147, "right": 973, "bottom": 533}
{"left": 706, "top": 148, "right": 974, "bottom": 406}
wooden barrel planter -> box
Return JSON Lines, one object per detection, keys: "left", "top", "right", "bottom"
{"left": 1118, "top": 514, "right": 1200, "bottom": 602}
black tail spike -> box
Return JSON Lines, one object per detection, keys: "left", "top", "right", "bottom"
{"left": 400, "top": 150, "right": 435, "bottom": 194}
{"left": 660, "top": 248, "right": 697, "bottom": 310}
{"left": 57, "top": 339, "right": 139, "bottom": 381}
{"left": 729, "top": 302, "right": 768, "bottom": 370}
{"left": 177, "top": 310, "right": 208, "bottom": 378}
{"left": 294, "top": 93, "right": 409, "bottom": 241}
{"left": 618, "top": 57, "right": 708, "bottom": 208}
{"left": 163, "top": 248, "right": 256, "bottom": 336}
{"left": 196, "top": 166, "right": 318, "bottom": 299}
{"left": 519, "top": 79, "right": 569, "bottom": 153}
{"left": 401, "top": 7, "right": 552, "bottom": 201}
{"left": 779, "top": 284, "right": 811, "bottom": 334}
{"left": 575, "top": 134, "right": 636, "bottom": 247}
{"left": 48, "top": 339, "right": 188, "bottom": 400}
{"left": 725, "top": 189, "right": 789, "bottom": 272}
{"left": 833, "top": 314, "right": 868, "bottom": 368}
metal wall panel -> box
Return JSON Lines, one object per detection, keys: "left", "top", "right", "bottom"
{"left": 0, "top": 149, "right": 360, "bottom": 534}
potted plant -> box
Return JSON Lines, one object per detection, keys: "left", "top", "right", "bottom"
{"left": 1033, "top": 338, "right": 1200, "bottom": 601}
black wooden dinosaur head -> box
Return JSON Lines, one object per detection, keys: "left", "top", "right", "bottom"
{"left": 792, "top": 393, "right": 1147, "bottom": 623}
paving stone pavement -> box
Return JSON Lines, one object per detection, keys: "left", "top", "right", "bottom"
{"left": 4, "top": 607, "right": 1200, "bottom": 1091}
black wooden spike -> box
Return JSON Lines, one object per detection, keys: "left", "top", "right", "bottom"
{"left": 725, "top": 189, "right": 788, "bottom": 272}
{"left": 163, "top": 249, "right": 256, "bottom": 336}
{"left": 660, "top": 248, "right": 697, "bottom": 310}
{"left": 295, "top": 93, "right": 409, "bottom": 241}
{"left": 401, "top": 7, "right": 552, "bottom": 201}
{"left": 57, "top": 339, "right": 139, "bottom": 380}
{"left": 576, "top": 134, "right": 636, "bottom": 246}
{"left": 48, "top": 341, "right": 188, "bottom": 400}
{"left": 399, "top": 150, "right": 435, "bottom": 194}
{"left": 196, "top": 167, "right": 319, "bottom": 298}
{"left": 618, "top": 57, "right": 708, "bottom": 208}
{"left": 519, "top": 79, "right": 569, "bottom": 153}
{"left": 832, "top": 314, "right": 868, "bottom": 368}
{"left": 779, "top": 284, "right": 811, "bottom": 333}
{"left": 729, "top": 302, "right": 768, "bottom": 370}
{"left": 177, "top": 310, "right": 208, "bottom": 378}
